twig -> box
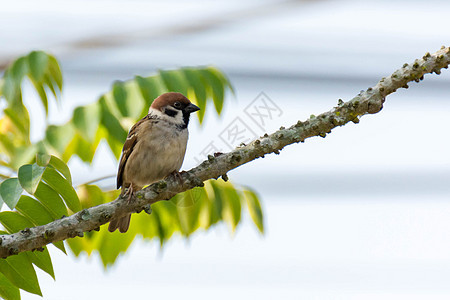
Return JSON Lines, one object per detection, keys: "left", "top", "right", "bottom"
{"left": 77, "top": 174, "right": 116, "bottom": 187}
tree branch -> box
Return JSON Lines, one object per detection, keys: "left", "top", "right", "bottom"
{"left": 0, "top": 46, "right": 449, "bottom": 259}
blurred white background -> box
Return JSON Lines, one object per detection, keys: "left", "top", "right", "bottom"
{"left": 1, "top": 0, "right": 450, "bottom": 299}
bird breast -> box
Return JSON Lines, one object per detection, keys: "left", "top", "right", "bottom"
{"left": 124, "top": 122, "right": 188, "bottom": 188}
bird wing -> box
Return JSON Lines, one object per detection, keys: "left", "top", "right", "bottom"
{"left": 117, "top": 115, "right": 153, "bottom": 189}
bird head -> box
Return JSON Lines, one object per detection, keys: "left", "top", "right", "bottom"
{"left": 149, "top": 92, "right": 200, "bottom": 127}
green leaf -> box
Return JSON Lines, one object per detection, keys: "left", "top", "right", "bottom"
{"left": 200, "top": 69, "right": 225, "bottom": 114}
{"left": 153, "top": 201, "right": 180, "bottom": 242}
{"left": 34, "top": 182, "right": 68, "bottom": 219}
{"left": 72, "top": 102, "right": 100, "bottom": 142}
{"left": 9, "top": 57, "right": 28, "bottom": 85}
{"left": 15, "top": 195, "right": 66, "bottom": 253}
{"left": 1, "top": 77, "right": 20, "bottom": 105}
{"left": 26, "top": 248, "right": 54, "bottom": 280}
{"left": 66, "top": 237, "right": 84, "bottom": 257}
{"left": 9, "top": 145, "right": 38, "bottom": 171}
{"left": 30, "top": 79, "right": 49, "bottom": 115}
{"left": 0, "top": 134, "right": 16, "bottom": 158}
{"left": 73, "top": 134, "right": 96, "bottom": 163}
{"left": 182, "top": 68, "right": 207, "bottom": 122}
{"left": 0, "top": 272, "right": 20, "bottom": 300}
{"left": 47, "top": 55, "right": 63, "bottom": 91}
{"left": 150, "top": 207, "right": 167, "bottom": 247}
{"left": 131, "top": 211, "right": 156, "bottom": 239}
{"left": 0, "top": 211, "right": 34, "bottom": 233}
{"left": 197, "top": 188, "right": 214, "bottom": 229}
{"left": 37, "top": 154, "right": 73, "bottom": 185}
{"left": 98, "top": 227, "right": 136, "bottom": 268}
{"left": 15, "top": 195, "right": 53, "bottom": 226}
{"left": 43, "top": 73, "right": 58, "bottom": 99}
{"left": 0, "top": 178, "right": 23, "bottom": 209}
{"left": 60, "top": 136, "right": 77, "bottom": 163}
{"left": 209, "top": 181, "right": 224, "bottom": 225}
{"left": 53, "top": 241, "right": 67, "bottom": 255}
{"left": 78, "top": 184, "right": 107, "bottom": 208}
{"left": 135, "top": 75, "right": 164, "bottom": 109}
{"left": 207, "top": 66, "right": 235, "bottom": 95}
{"left": 1, "top": 51, "right": 62, "bottom": 122}
{"left": 104, "top": 131, "right": 123, "bottom": 160}
{"left": 49, "top": 156, "right": 72, "bottom": 185}
{"left": 175, "top": 191, "right": 202, "bottom": 236}
{"left": 3, "top": 107, "right": 29, "bottom": 138}
{"left": 170, "top": 189, "right": 196, "bottom": 208}
{"left": 27, "top": 51, "right": 49, "bottom": 82}
{"left": 223, "top": 185, "right": 242, "bottom": 231}
{"left": 99, "top": 96, "right": 127, "bottom": 143}
{"left": 244, "top": 190, "right": 264, "bottom": 233}
{"left": 112, "top": 81, "right": 129, "bottom": 117}
{"left": 18, "top": 163, "right": 46, "bottom": 194}
{"left": 36, "top": 153, "right": 51, "bottom": 167}
{"left": 0, "top": 252, "right": 42, "bottom": 296}
{"left": 45, "top": 123, "right": 75, "bottom": 154}
{"left": 42, "top": 168, "right": 81, "bottom": 213}
{"left": 159, "top": 69, "right": 188, "bottom": 95}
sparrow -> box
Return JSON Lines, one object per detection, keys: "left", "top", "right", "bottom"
{"left": 108, "top": 92, "right": 200, "bottom": 233}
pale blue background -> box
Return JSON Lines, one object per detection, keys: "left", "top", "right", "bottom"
{"left": 1, "top": 0, "right": 450, "bottom": 299}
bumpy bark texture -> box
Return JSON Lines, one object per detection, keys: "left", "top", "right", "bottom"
{"left": 0, "top": 46, "right": 449, "bottom": 259}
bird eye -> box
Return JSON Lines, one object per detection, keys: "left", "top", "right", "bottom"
{"left": 173, "top": 102, "right": 182, "bottom": 109}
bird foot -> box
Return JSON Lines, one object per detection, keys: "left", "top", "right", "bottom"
{"left": 122, "top": 186, "right": 135, "bottom": 203}
{"left": 169, "top": 170, "right": 185, "bottom": 185}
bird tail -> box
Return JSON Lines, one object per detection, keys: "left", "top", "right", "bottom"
{"left": 108, "top": 214, "right": 131, "bottom": 233}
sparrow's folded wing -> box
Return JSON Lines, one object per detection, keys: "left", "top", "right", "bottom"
{"left": 117, "top": 115, "right": 152, "bottom": 189}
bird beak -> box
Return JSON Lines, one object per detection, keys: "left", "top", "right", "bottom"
{"left": 184, "top": 103, "right": 200, "bottom": 113}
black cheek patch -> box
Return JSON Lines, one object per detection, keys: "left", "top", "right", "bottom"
{"left": 164, "top": 108, "right": 178, "bottom": 117}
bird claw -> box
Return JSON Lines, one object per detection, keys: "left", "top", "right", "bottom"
{"left": 122, "top": 186, "right": 135, "bottom": 203}
{"left": 170, "top": 170, "right": 185, "bottom": 185}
